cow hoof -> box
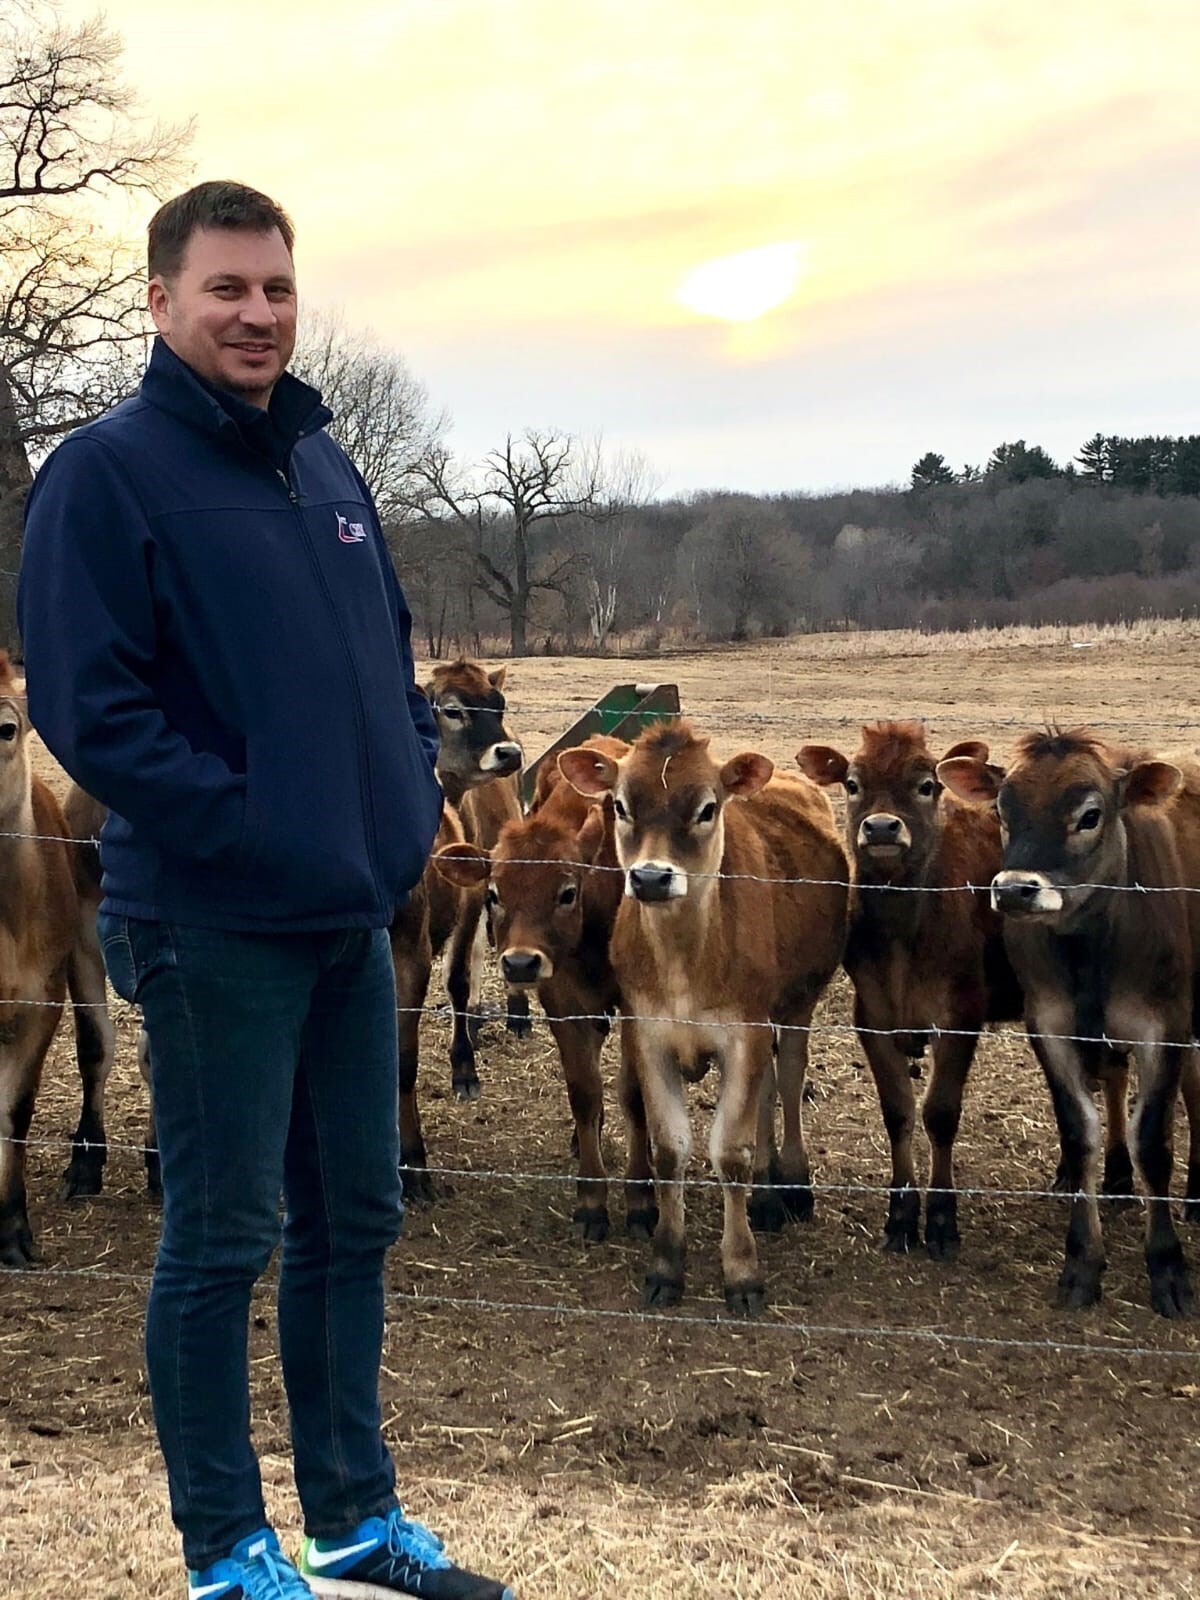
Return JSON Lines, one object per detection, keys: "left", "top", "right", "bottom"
{"left": 1055, "top": 1260, "right": 1104, "bottom": 1310}
{"left": 883, "top": 1190, "right": 921, "bottom": 1253}
{"left": 0, "top": 1220, "right": 38, "bottom": 1268}
{"left": 779, "top": 1184, "right": 814, "bottom": 1223}
{"left": 60, "top": 1155, "right": 105, "bottom": 1200}
{"left": 1148, "top": 1251, "right": 1196, "bottom": 1318}
{"left": 400, "top": 1167, "right": 437, "bottom": 1207}
{"left": 643, "top": 1272, "right": 684, "bottom": 1308}
{"left": 924, "top": 1201, "right": 960, "bottom": 1262}
{"left": 506, "top": 1011, "right": 533, "bottom": 1041}
{"left": 625, "top": 1206, "right": 659, "bottom": 1242}
{"left": 724, "top": 1280, "right": 766, "bottom": 1318}
{"left": 748, "top": 1192, "right": 787, "bottom": 1234}
{"left": 452, "top": 1076, "right": 481, "bottom": 1103}
{"left": 573, "top": 1205, "right": 610, "bottom": 1244}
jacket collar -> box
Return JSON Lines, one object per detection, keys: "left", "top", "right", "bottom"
{"left": 139, "top": 336, "right": 333, "bottom": 455}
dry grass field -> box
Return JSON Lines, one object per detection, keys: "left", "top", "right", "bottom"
{"left": 4, "top": 621, "right": 1200, "bottom": 1599}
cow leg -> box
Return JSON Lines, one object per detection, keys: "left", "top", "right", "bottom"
{"left": 712, "top": 1028, "right": 770, "bottom": 1316}
{"left": 0, "top": 1007, "right": 62, "bottom": 1266}
{"left": 548, "top": 1014, "right": 608, "bottom": 1242}
{"left": 922, "top": 1030, "right": 978, "bottom": 1262}
{"left": 1101, "top": 1059, "right": 1135, "bottom": 1203}
{"left": 857, "top": 994, "right": 921, "bottom": 1252}
{"left": 618, "top": 1023, "right": 656, "bottom": 1239}
{"left": 138, "top": 1027, "right": 162, "bottom": 1199}
{"left": 774, "top": 1012, "right": 815, "bottom": 1222}
{"left": 61, "top": 925, "right": 116, "bottom": 1199}
{"left": 505, "top": 987, "right": 532, "bottom": 1040}
{"left": 391, "top": 918, "right": 435, "bottom": 1205}
{"left": 1033, "top": 1029, "right": 1106, "bottom": 1309}
{"left": 749, "top": 1056, "right": 786, "bottom": 1234}
{"left": 1180, "top": 1048, "right": 1200, "bottom": 1223}
{"left": 1130, "top": 1039, "right": 1194, "bottom": 1318}
{"left": 465, "top": 912, "right": 489, "bottom": 1043}
{"left": 444, "top": 898, "right": 482, "bottom": 1101}
{"left": 638, "top": 1036, "right": 690, "bottom": 1307}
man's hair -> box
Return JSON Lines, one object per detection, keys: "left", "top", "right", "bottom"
{"left": 148, "top": 180, "right": 295, "bottom": 280}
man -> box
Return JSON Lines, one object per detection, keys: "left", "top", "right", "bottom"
{"left": 19, "top": 181, "right": 515, "bottom": 1600}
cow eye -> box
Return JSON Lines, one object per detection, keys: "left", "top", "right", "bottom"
{"left": 484, "top": 886, "right": 500, "bottom": 909}
{"left": 695, "top": 800, "right": 718, "bottom": 825}
{"left": 441, "top": 706, "right": 465, "bottom": 721}
{"left": 845, "top": 777, "right": 859, "bottom": 797}
{"left": 1076, "top": 807, "right": 1102, "bottom": 832}
{"left": 613, "top": 797, "right": 630, "bottom": 823}
{"left": 917, "top": 779, "right": 936, "bottom": 798}
{"left": 557, "top": 883, "right": 578, "bottom": 907}
{"left": 0, "top": 723, "right": 15, "bottom": 742}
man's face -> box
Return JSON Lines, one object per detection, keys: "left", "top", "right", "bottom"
{"left": 148, "top": 226, "right": 297, "bottom": 407}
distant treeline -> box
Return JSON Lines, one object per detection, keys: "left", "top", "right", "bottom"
{"left": 391, "top": 435, "right": 1200, "bottom": 657}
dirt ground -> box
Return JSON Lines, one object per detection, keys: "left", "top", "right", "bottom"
{"left": 3, "top": 623, "right": 1200, "bottom": 1599}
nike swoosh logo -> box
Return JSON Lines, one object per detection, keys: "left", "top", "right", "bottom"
{"left": 305, "top": 1537, "right": 378, "bottom": 1570}
{"left": 188, "top": 1584, "right": 231, "bottom": 1599}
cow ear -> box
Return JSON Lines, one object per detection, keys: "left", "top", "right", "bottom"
{"left": 1120, "top": 760, "right": 1183, "bottom": 809}
{"left": 559, "top": 747, "right": 619, "bottom": 797}
{"left": 937, "top": 757, "right": 1005, "bottom": 805}
{"left": 721, "top": 751, "right": 773, "bottom": 797}
{"left": 577, "top": 802, "right": 607, "bottom": 862}
{"left": 796, "top": 744, "right": 849, "bottom": 786}
{"left": 941, "top": 739, "right": 989, "bottom": 764}
{"left": 488, "top": 666, "right": 507, "bottom": 691}
{"left": 433, "top": 842, "right": 492, "bottom": 887}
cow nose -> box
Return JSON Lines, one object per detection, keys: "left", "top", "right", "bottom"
{"left": 861, "top": 814, "right": 903, "bottom": 846}
{"left": 501, "top": 949, "right": 543, "bottom": 985}
{"left": 491, "top": 742, "right": 523, "bottom": 775}
{"left": 628, "top": 864, "right": 676, "bottom": 902}
{"left": 991, "top": 874, "right": 1048, "bottom": 915}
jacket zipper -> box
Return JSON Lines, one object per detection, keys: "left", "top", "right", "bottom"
{"left": 276, "top": 461, "right": 388, "bottom": 914}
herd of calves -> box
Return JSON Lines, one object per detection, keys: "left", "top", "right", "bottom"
{"left": 2, "top": 653, "right": 1200, "bottom": 1325}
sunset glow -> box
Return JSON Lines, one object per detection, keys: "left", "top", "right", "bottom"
{"left": 56, "top": 0, "right": 1200, "bottom": 491}
{"left": 676, "top": 242, "right": 807, "bottom": 324}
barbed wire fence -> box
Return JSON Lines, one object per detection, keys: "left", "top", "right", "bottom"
{"left": 4, "top": 696, "right": 1200, "bottom": 1368}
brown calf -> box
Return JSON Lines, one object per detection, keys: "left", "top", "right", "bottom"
{"left": 0, "top": 655, "right": 81, "bottom": 1264}
{"left": 797, "top": 722, "right": 1023, "bottom": 1259}
{"left": 940, "top": 729, "right": 1200, "bottom": 1316}
{"left": 560, "top": 720, "right": 847, "bottom": 1315}
{"left": 423, "top": 658, "right": 526, "bottom": 1097}
{"left": 435, "top": 736, "right": 655, "bottom": 1243}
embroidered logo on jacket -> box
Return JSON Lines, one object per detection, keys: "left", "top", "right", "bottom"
{"left": 336, "top": 512, "right": 368, "bottom": 543}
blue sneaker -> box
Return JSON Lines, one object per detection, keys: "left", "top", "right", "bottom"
{"left": 300, "top": 1509, "right": 514, "bottom": 1599}
{"left": 188, "top": 1528, "right": 313, "bottom": 1599}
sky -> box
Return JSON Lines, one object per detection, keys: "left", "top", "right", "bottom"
{"left": 59, "top": 0, "right": 1200, "bottom": 495}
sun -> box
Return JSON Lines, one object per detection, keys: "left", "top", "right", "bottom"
{"left": 676, "top": 240, "right": 807, "bottom": 323}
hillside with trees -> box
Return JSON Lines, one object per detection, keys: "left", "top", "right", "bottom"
{"left": 390, "top": 434, "right": 1200, "bottom": 656}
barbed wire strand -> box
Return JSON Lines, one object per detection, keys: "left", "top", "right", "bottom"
{"left": 505, "top": 701, "right": 1200, "bottom": 734}
{"left": 1, "top": 1260, "right": 1195, "bottom": 1362}
{"left": 9, "top": 1128, "right": 1196, "bottom": 1207}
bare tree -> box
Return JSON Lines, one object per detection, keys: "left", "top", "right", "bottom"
{"left": 0, "top": 3, "right": 189, "bottom": 648}
{"left": 291, "top": 307, "right": 446, "bottom": 523}
{"left": 405, "top": 430, "right": 648, "bottom": 656}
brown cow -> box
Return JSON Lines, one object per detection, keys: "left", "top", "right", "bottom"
{"left": 559, "top": 719, "right": 847, "bottom": 1315}
{"left": 0, "top": 655, "right": 81, "bottom": 1264}
{"left": 797, "top": 722, "right": 1023, "bottom": 1259}
{"left": 435, "top": 736, "right": 656, "bottom": 1243}
{"left": 423, "top": 658, "right": 527, "bottom": 1097}
{"left": 940, "top": 728, "right": 1200, "bottom": 1317}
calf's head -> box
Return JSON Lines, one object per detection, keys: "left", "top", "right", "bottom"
{"left": 938, "top": 728, "right": 1181, "bottom": 926}
{"left": 559, "top": 719, "right": 772, "bottom": 905}
{"left": 424, "top": 658, "right": 523, "bottom": 787}
{"left": 434, "top": 807, "right": 608, "bottom": 986}
{"left": 798, "top": 721, "right": 987, "bottom": 883}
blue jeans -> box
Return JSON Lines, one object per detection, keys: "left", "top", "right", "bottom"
{"left": 98, "top": 916, "right": 404, "bottom": 1571}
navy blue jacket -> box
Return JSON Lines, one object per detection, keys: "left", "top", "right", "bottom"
{"left": 18, "top": 338, "right": 443, "bottom": 931}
